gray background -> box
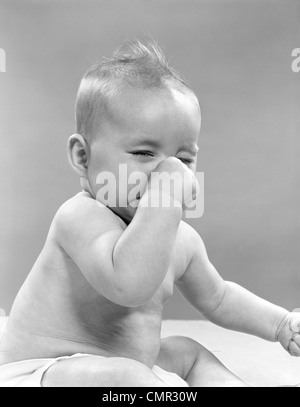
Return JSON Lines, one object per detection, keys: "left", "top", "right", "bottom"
{"left": 0, "top": 0, "right": 299, "bottom": 319}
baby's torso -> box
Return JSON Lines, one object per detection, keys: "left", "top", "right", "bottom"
{"left": 0, "top": 218, "right": 190, "bottom": 368}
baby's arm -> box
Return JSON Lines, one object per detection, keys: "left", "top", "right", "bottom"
{"left": 176, "top": 225, "right": 300, "bottom": 354}
{"left": 55, "top": 192, "right": 181, "bottom": 308}
{"left": 55, "top": 158, "right": 195, "bottom": 308}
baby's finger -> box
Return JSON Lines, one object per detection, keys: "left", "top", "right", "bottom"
{"left": 290, "top": 315, "right": 300, "bottom": 333}
{"left": 288, "top": 340, "right": 300, "bottom": 357}
{"left": 292, "top": 333, "right": 300, "bottom": 347}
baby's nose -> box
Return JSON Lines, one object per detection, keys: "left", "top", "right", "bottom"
{"left": 154, "top": 155, "right": 173, "bottom": 167}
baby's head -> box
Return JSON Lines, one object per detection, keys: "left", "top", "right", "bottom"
{"left": 68, "top": 38, "right": 201, "bottom": 223}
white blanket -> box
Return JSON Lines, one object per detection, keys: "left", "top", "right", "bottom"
{"left": 0, "top": 317, "right": 7, "bottom": 340}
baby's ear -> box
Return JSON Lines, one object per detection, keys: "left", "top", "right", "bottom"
{"left": 67, "top": 134, "right": 89, "bottom": 176}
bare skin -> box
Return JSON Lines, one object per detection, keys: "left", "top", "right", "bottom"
{"left": 0, "top": 86, "right": 299, "bottom": 387}
{"left": 0, "top": 193, "right": 248, "bottom": 386}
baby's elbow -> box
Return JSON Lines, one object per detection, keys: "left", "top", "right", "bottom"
{"left": 117, "top": 296, "right": 149, "bottom": 308}
{"left": 88, "top": 263, "right": 151, "bottom": 308}
{"left": 109, "top": 292, "right": 151, "bottom": 308}
{"left": 113, "top": 286, "right": 152, "bottom": 308}
{"left": 202, "top": 281, "right": 227, "bottom": 318}
{"left": 95, "top": 280, "right": 152, "bottom": 308}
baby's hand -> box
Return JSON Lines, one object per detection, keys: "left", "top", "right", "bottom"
{"left": 149, "top": 157, "right": 199, "bottom": 209}
{"left": 277, "top": 312, "right": 300, "bottom": 357}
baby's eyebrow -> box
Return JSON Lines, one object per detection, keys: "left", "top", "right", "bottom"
{"left": 127, "top": 139, "right": 162, "bottom": 149}
{"left": 178, "top": 145, "right": 199, "bottom": 155}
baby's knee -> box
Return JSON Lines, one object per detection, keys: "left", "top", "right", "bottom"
{"left": 43, "top": 355, "right": 164, "bottom": 387}
{"left": 173, "top": 336, "right": 216, "bottom": 363}
{"left": 105, "top": 358, "right": 150, "bottom": 386}
{"left": 95, "top": 357, "right": 165, "bottom": 387}
{"left": 162, "top": 335, "right": 207, "bottom": 358}
{"left": 159, "top": 335, "right": 213, "bottom": 380}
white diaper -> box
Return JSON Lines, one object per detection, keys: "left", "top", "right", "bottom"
{"left": 0, "top": 353, "right": 188, "bottom": 387}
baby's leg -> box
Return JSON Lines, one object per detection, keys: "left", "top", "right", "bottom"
{"left": 42, "top": 355, "right": 170, "bottom": 387}
{"left": 156, "top": 336, "right": 250, "bottom": 387}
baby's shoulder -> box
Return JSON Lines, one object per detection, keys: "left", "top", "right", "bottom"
{"left": 52, "top": 191, "right": 125, "bottom": 239}
{"left": 177, "top": 220, "right": 207, "bottom": 258}
{"left": 177, "top": 220, "right": 201, "bottom": 241}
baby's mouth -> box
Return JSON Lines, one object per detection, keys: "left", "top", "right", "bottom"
{"left": 127, "top": 193, "right": 141, "bottom": 207}
{"left": 127, "top": 193, "right": 141, "bottom": 209}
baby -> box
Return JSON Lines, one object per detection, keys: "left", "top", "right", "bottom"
{"left": 0, "top": 38, "right": 299, "bottom": 387}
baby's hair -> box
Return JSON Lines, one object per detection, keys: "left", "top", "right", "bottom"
{"left": 75, "top": 37, "right": 194, "bottom": 139}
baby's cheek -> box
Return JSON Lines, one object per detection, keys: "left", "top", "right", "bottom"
{"left": 93, "top": 175, "right": 118, "bottom": 207}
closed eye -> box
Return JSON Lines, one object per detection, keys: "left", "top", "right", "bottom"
{"left": 178, "top": 158, "right": 194, "bottom": 165}
{"left": 131, "top": 151, "right": 194, "bottom": 165}
{"left": 131, "top": 151, "right": 154, "bottom": 157}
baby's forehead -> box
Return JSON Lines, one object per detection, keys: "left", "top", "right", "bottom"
{"left": 102, "top": 85, "right": 200, "bottom": 130}
{"left": 94, "top": 87, "right": 200, "bottom": 152}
